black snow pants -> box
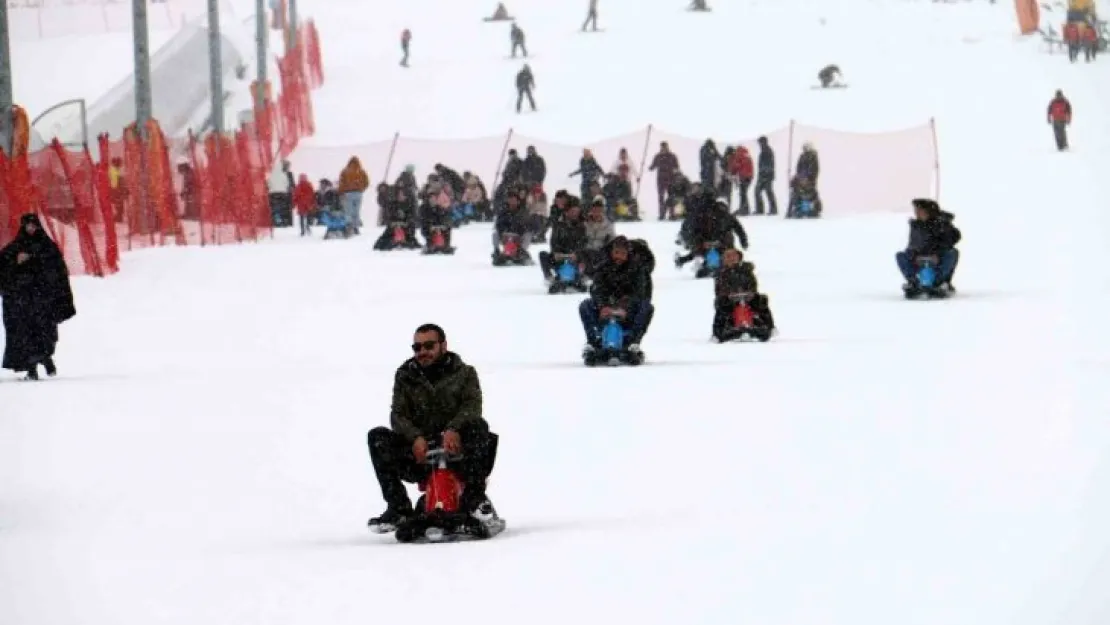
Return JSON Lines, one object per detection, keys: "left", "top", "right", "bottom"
{"left": 1052, "top": 121, "right": 1068, "bottom": 151}
{"left": 367, "top": 422, "right": 498, "bottom": 511}
{"left": 516, "top": 87, "right": 536, "bottom": 113}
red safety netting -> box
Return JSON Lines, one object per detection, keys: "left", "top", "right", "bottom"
{"left": 0, "top": 21, "right": 324, "bottom": 276}
{"left": 291, "top": 120, "right": 940, "bottom": 225}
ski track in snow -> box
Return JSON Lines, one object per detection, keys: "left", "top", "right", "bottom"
{"left": 2, "top": 1, "right": 1110, "bottom": 624}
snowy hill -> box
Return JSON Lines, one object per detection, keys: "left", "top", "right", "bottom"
{"left": 2, "top": 1, "right": 1108, "bottom": 625}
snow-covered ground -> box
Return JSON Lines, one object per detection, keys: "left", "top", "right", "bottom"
{"left": 2, "top": 1, "right": 1109, "bottom": 625}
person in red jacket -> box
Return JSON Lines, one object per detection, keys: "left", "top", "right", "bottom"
{"left": 1047, "top": 90, "right": 1072, "bottom": 151}
{"left": 293, "top": 174, "right": 316, "bottom": 236}
{"left": 1063, "top": 21, "right": 1082, "bottom": 62}
{"left": 727, "top": 146, "right": 754, "bottom": 216}
{"left": 1080, "top": 22, "right": 1098, "bottom": 62}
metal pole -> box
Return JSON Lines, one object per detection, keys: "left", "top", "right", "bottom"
{"left": 0, "top": 0, "right": 14, "bottom": 156}
{"left": 254, "top": 0, "right": 268, "bottom": 112}
{"left": 132, "top": 0, "right": 154, "bottom": 131}
{"left": 207, "top": 0, "right": 225, "bottom": 134}
{"left": 132, "top": 0, "right": 154, "bottom": 235}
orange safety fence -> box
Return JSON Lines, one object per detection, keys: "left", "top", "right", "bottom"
{"left": 290, "top": 119, "right": 941, "bottom": 225}
{"left": 0, "top": 21, "right": 324, "bottom": 276}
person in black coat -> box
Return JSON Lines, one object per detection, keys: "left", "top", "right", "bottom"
{"left": 676, "top": 200, "right": 749, "bottom": 270}
{"left": 0, "top": 214, "right": 77, "bottom": 380}
{"left": 569, "top": 149, "right": 605, "bottom": 202}
{"left": 374, "top": 187, "right": 421, "bottom": 250}
{"left": 578, "top": 236, "right": 654, "bottom": 356}
{"left": 510, "top": 22, "right": 528, "bottom": 58}
{"left": 420, "top": 201, "right": 456, "bottom": 253}
{"left": 712, "top": 248, "right": 774, "bottom": 341}
{"left": 754, "top": 136, "right": 777, "bottom": 215}
{"left": 521, "top": 146, "right": 547, "bottom": 188}
{"left": 539, "top": 202, "right": 588, "bottom": 283}
{"left": 699, "top": 139, "right": 721, "bottom": 187}
{"left": 515, "top": 64, "right": 536, "bottom": 113}
{"left": 895, "top": 198, "right": 961, "bottom": 293}
{"left": 492, "top": 190, "right": 534, "bottom": 264}
{"left": 434, "top": 164, "right": 466, "bottom": 197}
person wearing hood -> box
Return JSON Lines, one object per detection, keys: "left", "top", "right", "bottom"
{"left": 292, "top": 174, "right": 316, "bottom": 236}
{"left": 896, "top": 198, "right": 961, "bottom": 296}
{"left": 0, "top": 214, "right": 77, "bottom": 380}
{"left": 337, "top": 156, "right": 370, "bottom": 235}
{"left": 676, "top": 199, "right": 749, "bottom": 275}
{"left": 726, "top": 146, "right": 754, "bottom": 216}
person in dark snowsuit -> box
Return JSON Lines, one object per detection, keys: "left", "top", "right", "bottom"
{"left": 434, "top": 164, "right": 466, "bottom": 197}
{"left": 510, "top": 22, "right": 528, "bottom": 58}
{"left": 788, "top": 143, "right": 821, "bottom": 218}
{"left": 0, "top": 214, "right": 77, "bottom": 380}
{"left": 896, "top": 198, "right": 961, "bottom": 294}
{"left": 492, "top": 190, "right": 535, "bottom": 264}
{"left": 817, "top": 64, "right": 841, "bottom": 88}
{"left": 1047, "top": 90, "right": 1072, "bottom": 151}
{"left": 578, "top": 236, "right": 654, "bottom": 358}
{"left": 521, "top": 146, "right": 547, "bottom": 188}
{"left": 515, "top": 64, "right": 536, "bottom": 113}
{"left": 582, "top": 0, "right": 600, "bottom": 31}
{"left": 676, "top": 199, "right": 749, "bottom": 269}
{"left": 754, "top": 136, "right": 777, "bottom": 215}
{"left": 539, "top": 201, "right": 588, "bottom": 283}
{"left": 699, "top": 139, "right": 721, "bottom": 188}
{"left": 569, "top": 149, "right": 605, "bottom": 201}
{"left": 374, "top": 187, "right": 421, "bottom": 250}
{"left": 648, "top": 142, "right": 680, "bottom": 220}
{"left": 712, "top": 248, "right": 775, "bottom": 341}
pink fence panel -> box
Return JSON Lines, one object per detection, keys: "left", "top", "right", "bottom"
{"left": 506, "top": 128, "right": 649, "bottom": 197}
{"left": 289, "top": 120, "right": 940, "bottom": 223}
{"left": 391, "top": 134, "right": 511, "bottom": 192}
{"left": 790, "top": 121, "right": 938, "bottom": 215}
{"left": 289, "top": 139, "right": 396, "bottom": 187}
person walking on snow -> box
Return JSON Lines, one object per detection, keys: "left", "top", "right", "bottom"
{"left": 510, "top": 22, "right": 528, "bottom": 58}
{"left": 400, "top": 29, "right": 411, "bottom": 67}
{"left": 515, "top": 64, "right": 537, "bottom": 113}
{"left": 1047, "top": 89, "right": 1072, "bottom": 151}
{"left": 582, "top": 0, "right": 600, "bottom": 31}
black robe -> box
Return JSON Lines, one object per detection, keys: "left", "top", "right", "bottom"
{"left": 0, "top": 215, "right": 77, "bottom": 372}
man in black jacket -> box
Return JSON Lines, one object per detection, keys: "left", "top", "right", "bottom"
{"left": 754, "top": 136, "right": 777, "bottom": 215}
{"left": 492, "top": 190, "right": 534, "bottom": 264}
{"left": 367, "top": 324, "right": 502, "bottom": 534}
{"left": 521, "top": 146, "right": 547, "bottom": 188}
{"left": 896, "top": 198, "right": 961, "bottom": 294}
{"left": 676, "top": 200, "right": 748, "bottom": 274}
{"left": 578, "top": 236, "right": 654, "bottom": 360}
{"left": 540, "top": 202, "right": 588, "bottom": 289}
{"left": 515, "top": 64, "right": 536, "bottom": 113}
{"left": 712, "top": 248, "right": 775, "bottom": 341}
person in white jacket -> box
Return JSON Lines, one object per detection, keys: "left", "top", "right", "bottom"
{"left": 266, "top": 161, "right": 294, "bottom": 227}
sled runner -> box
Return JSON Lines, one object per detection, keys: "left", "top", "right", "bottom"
{"left": 422, "top": 226, "right": 456, "bottom": 255}
{"left": 584, "top": 308, "right": 645, "bottom": 367}
{"left": 548, "top": 253, "right": 588, "bottom": 294}
{"left": 903, "top": 255, "right": 952, "bottom": 300}
{"left": 717, "top": 293, "right": 773, "bottom": 342}
{"left": 391, "top": 448, "right": 506, "bottom": 544}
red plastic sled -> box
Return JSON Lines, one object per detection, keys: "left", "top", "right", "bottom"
{"left": 502, "top": 237, "right": 519, "bottom": 257}
{"left": 392, "top": 225, "right": 407, "bottom": 244}
{"left": 430, "top": 229, "right": 446, "bottom": 249}
{"left": 419, "top": 450, "right": 463, "bottom": 514}
{"left": 732, "top": 301, "right": 755, "bottom": 328}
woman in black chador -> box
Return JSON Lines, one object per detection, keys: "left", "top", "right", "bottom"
{"left": 0, "top": 214, "right": 77, "bottom": 380}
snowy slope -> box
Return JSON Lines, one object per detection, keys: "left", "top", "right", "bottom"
{"left": 2, "top": 1, "right": 1109, "bottom": 625}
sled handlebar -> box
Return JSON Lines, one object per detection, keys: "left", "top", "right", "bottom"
{"left": 423, "top": 448, "right": 463, "bottom": 464}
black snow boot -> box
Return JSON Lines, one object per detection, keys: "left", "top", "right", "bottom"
{"left": 43, "top": 357, "right": 57, "bottom": 377}
{"left": 368, "top": 503, "right": 414, "bottom": 532}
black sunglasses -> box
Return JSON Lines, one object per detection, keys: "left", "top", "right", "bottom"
{"left": 412, "top": 340, "right": 439, "bottom": 353}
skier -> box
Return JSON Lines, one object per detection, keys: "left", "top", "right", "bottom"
{"left": 515, "top": 64, "right": 536, "bottom": 113}
{"left": 582, "top": 0, "right": 599, "bottom": 31}
{"left": 1046, "top": 89, "right": 1072, "bottom": 151}
{"left": 400, "top": 29, "right": 411, "bottom": 67}
{"left": 366, "top": 324, "right": 502, "bottom": 533}
{"left": 510, "top": 22, "right": 528, "bottom": 58}
{"left": 689, "top": 0, "right": 710, "bottom": 11}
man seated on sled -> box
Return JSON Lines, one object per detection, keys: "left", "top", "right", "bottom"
{"left": 786, "top": 175, "right": 823, "bottom": 218}
{"left": 539, "top": 199, "right": 588, "bottom": 288}
{"left": 373, "top": 186, "right": 421, "bottom": 250}
{"left": 896, "top": 198, "right": 961, "bottom": 295}
{"left": 420, "top": 197, "right": 456, "bottom": 254}
{"left": 579, "top": 236, "right": 654, "bottom": 360}
{"left": 491, "top": 187, "right": 535, "bottom": 264}
{"left": 367, "top": 324, "right": 501, "bottom": 532}
{"left": 712, "top": 248, "right": 776, "bottom": 341}
{"left": 676, "top": 199, "right": 749, "bottom": 274}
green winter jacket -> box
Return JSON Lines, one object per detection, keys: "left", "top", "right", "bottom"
{"left": 389, "top": 352, "right": 485, "bottom": 441}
